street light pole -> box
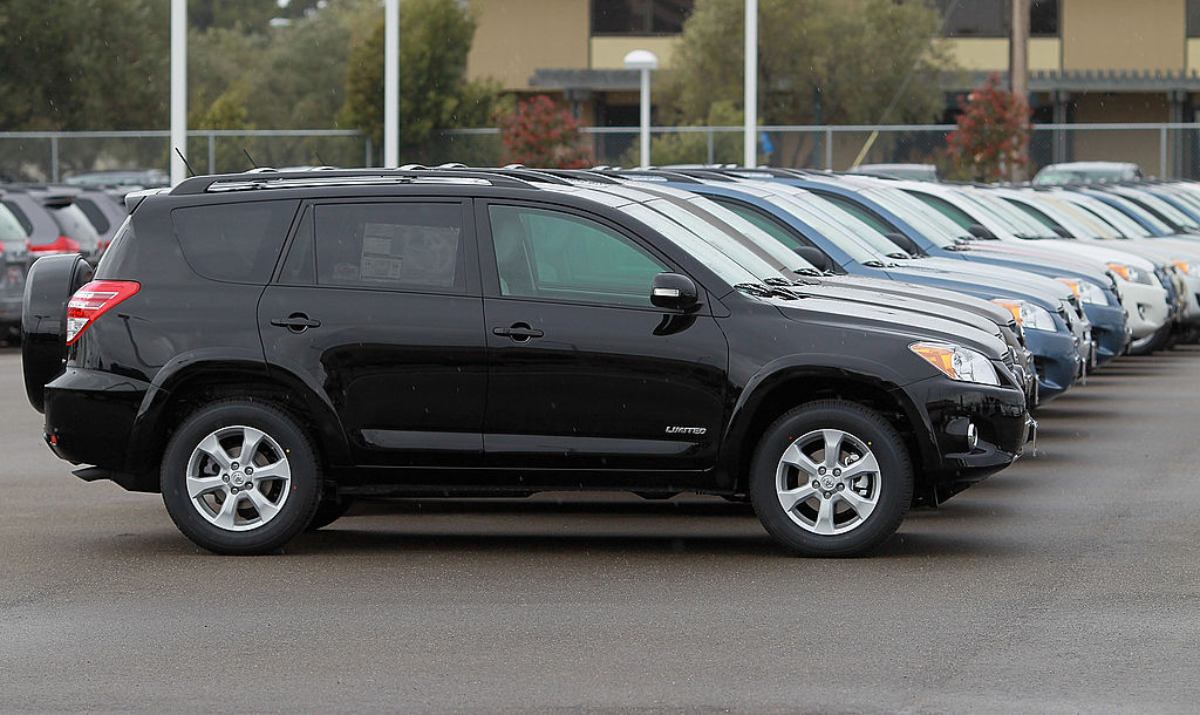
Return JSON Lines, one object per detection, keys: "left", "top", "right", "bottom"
{"left": 170, "top": 0, "right": 187, "bottom": 185}
{"left": 744, "top": 0, "right": 758, "bottom": 168}
{"left": 384, "top": 0, "right": 400, "bottom": 168}
{"left": 624, "top": 50, "right": 659, "bottom": 169}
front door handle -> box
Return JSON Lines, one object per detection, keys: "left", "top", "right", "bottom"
{"left": 270, "top": 313, "right": 321, "bottom": 333}
{"left": 492, "top": 322, "right": 544, "bottom": 342}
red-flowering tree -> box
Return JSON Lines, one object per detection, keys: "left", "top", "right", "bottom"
{"left": 945, "top": 73, "right": 1031, "bottom": 182}
{"left": 498, "top": 95, "right": 593, "bottom": 168}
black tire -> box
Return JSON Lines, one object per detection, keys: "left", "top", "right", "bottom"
{"left": 1128, "top": 323, "right": 1172, "bottom": 356}
{"left": 307, "top": 494, "right": 355, "bottom": 531}
{"left": 748, "top": 400, "right": 913, "bottom": 557}
{"left": 161, "top": 400, "right": 322, "bottom": 555}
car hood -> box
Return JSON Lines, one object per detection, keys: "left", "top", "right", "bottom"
{"left": 813, "top": 274, "right": 1016, "bottom": 326}
{"left": 790, "top": 281, "right": 1003, "bottom": 336}
{"left": 768, "top": 294, "right": 1008, "bottom": 359}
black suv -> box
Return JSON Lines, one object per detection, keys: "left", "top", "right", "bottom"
{"left": 22, "top": 169, "right": 1031, "bottom": 556}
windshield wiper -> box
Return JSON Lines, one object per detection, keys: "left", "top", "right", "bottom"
{"left": 862, "top": 260, "right": 888, "bottom": 268}
{"left": 886, "top": 252, "right": 911, "bottom": 260}
{"left": 794, "top": 267, "right": 823, "bottom": 277}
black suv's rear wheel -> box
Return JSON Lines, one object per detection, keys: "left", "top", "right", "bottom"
{"left": 749, "top": 400, "right": 912, "bottom": 557}
{"left": 161, "top": 400, "right": 321, "bottom": 555}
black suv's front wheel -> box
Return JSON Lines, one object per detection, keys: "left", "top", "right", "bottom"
{"left": 749, "top": 400, "right": 913, "bottom": 557}
{"left": 161, "top": 400, "right": 322, "bottom": 555}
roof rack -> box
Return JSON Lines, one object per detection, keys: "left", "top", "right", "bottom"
{"left": 171, "top": 168, "right": 535, "bottom": 195}
{"left": 592, "top": 168, "right": 706, "bottom": 184}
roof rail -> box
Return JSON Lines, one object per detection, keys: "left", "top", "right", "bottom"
{"left": 171, "top": 168, "right": 535, "bottom": 195}
{"left": 437, "top": 166, "right": 576, "bottom": 186}
{"left": 592, "top": 168, "right": 706, "bottom": 184}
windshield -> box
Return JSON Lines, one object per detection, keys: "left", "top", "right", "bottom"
{"left": 1044, "top": 195, "right": 1123, "bottom": 238}
{"left": 962, "top": 190, "right": 1056, "bottom": 238}
{"left": 640, "top": 198, "right": 789, "bottom": 278}
{"left": 1117, "top": 188, "right": 1200, "bottom": 230}
{"left": 684, "top": 195, "right": 814, "bottom": 271}
{"left": 618, "top": 202, "right": 767, "bottom": 288}
{"left": 856, "top": 185, "right": 963, "bottom": 247}
{"left": 749, "top": 189, "right": 891, "bottom": 265}
{"left": 1058, "top": 192, "right": 1150, "bottom": 237}
{"left": 1091, "top": 191, "right": 1173, "bottom": 234}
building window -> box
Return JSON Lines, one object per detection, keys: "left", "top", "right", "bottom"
{"left": 591, "top": 0, "right": 694, "bottom": 35}
{"left": 1029, "top": 0, "right": 1059, "bottom": 36}
{"left": 935, "top": 0, "right": 1008, "bottom": 37}
{"left": 1189, "top": 0, "right": 1200, "bottom": 37}
{"left": 934, "top": 0, "right": 1059, "bottom": 38}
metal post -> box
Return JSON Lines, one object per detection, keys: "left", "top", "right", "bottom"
{"left": 50, "top": 135, "right": 59, "bottom": 183}
{"left": 706, "top": 128, "right": 714, "bottom": 165}
{"left": 365, "top": 137, "right": 373, "bottom": 168}
{"left": 207, "top": 134, "right": 215, "bottom": 174}
{"left": 743, "top": 0, "right": 758, "bottom": 167}
{"left": 1009, "top": 0, "right": 1029, "bottom": 181}
{"left": 639, "top": 68, "right": 651, "bottom": 168}
{"left": 1160, "top": 125, "right": 1168, "bottom": 178}
{"left": 824, "top": 127, "right": 833, "bottom": 170}
{"left": 170, "top": 0, "right": 187, "bottom": 185}
{"left": 383, "top": 0, "right": 399, "bottom": 168}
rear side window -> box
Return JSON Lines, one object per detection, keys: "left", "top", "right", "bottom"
{"left": 2, "top": 200, "right": 32, "bottom": 236}
{"left": 173, "top": 200, "right": 299, "bottom": 284}
{"left": 75, "top": 197, "right": 111, "bottom": 234}
{"left": 314, "top": 202, "right": 465, "bottom": 293}
{"left": 50, "top": 205, "right": 101, "bottom": 246}
{"left": 0, "top": 204, "right": 26, "bottom": 245}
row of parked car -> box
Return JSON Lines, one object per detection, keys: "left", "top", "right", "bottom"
{"left": 17, "top": 163, "right": 1200, "bottom": 556}
{"left": 0, "top": 183, "right": 130, "bottom": 340}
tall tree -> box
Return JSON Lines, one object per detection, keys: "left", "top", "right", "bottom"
{"left": 661, "top": 0, "right": 955, "bottom": 165}
{"left": 339, "top": 0, "right": 498, "bottom": 161}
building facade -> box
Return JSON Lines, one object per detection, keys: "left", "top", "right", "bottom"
{"left": 465, "top": 0, "right": 1200, "bottom": 171}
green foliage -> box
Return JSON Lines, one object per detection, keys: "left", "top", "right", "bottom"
{"left": 661, "top": 0, "right": 954, "bottom": 127}
{"left": 945, "top": 73, "right": 1031, "bottom": 182}
{"left": 619, "top": 101, "right": 743, "bottom": 167}
{"left": 338, "top": 0, "right": 500, "bottom": 161}
{"left": 499, "top": 95, "right": 593, "bottom": 168}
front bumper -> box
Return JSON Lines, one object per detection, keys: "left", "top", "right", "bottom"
{"left": 899, "top": 373, "right": 1029, "bottom": 505}
{"left": 1023, "top": 329, "right": 1079, "bottom": 403}
{"left": 1117, "top": 280, "right": 1170, "bottom": 339}
{"left": 1082, "top": 302, "right": 1127, "bottom": 365}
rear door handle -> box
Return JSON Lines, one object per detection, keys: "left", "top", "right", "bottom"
{"left": 270, "top": 313, "right": 321, "bottom": 332}
{"left": 492, "top": 322, "right": 544, "bottom": 342}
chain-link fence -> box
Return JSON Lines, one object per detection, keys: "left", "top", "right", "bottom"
{"left": 4, "top": 123, "right": 1199, "bottom": 182}
{"left": 0, "top": 130, "right": 370, "bottom": 183}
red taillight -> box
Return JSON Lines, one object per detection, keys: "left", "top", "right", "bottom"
{"left": 66, "top": 280, "right": 140, "bottom": 345}
{"left": 30, "top": 235, "right": 81, "bottom": 255}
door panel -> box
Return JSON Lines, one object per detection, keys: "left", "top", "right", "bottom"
{"left": 259, "top": 200, "right": 487, "bottom": 467}
{"left": 480, "top": 202, "right": 728, "bottom": 471}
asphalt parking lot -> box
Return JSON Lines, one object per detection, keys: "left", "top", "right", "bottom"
{"left": 2, "top": 349, "right": 1200, "bottom": 713}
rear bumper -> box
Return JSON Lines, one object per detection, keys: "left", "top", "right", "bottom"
{"left": 43, "top": 367, "right": 154, "bottom": 489}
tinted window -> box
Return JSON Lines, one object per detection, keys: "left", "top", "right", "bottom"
{"left": 173, "top": 200, "right": 299, "bottom": 284}
{"left": 592, "top": 0, "right": 694, "bottom": 34}
{"left": 280, "top": 208, "right": 315, "bottom": 285}
{"left": 489, "top": 204, "right": 666, "bottom": 307}
{"left": 2, "top": 200, "right": 32, "bottom": 236}
{"left": 905, "top": 191, "right": 976, "bottom": 230}
{"left": 315, "top": 202, "right": 465, "bottom": 292}
{"left": 712, "top": 199, "right": 804, "bottom": 250}
{"left": 75, "top": 197, "right": 111, "bottom": 235}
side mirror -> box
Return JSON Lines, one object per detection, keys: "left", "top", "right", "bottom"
{"left": 967, "top": 223, "right": 996, "bottom": 239}
{"left": 885, "top": 232, "right": 921, "bottom": 255}
{"left": 651, "top": 272, "right": 700, "bottom": 311}
{"left": 793, "top": 246, "right": 833, "bottom": 272}
{"left": 1051, "top": 225, "right": 1073, "bottom": 238}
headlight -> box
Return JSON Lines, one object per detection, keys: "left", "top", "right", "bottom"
{"left": 991, "top": 299, "right": 1057, "bottom": 331}
{"left": 1056, "top": 277, "right": 1105, "bottom": 305}
{"left": 909, "top": 342, "right": 1001, "bottom": 386}
{"left": 1107, "top": 262, "right": 1154, "bottom": 285}
{"left": 1172, "top": 259, "right": 1200, "bottom": 277}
